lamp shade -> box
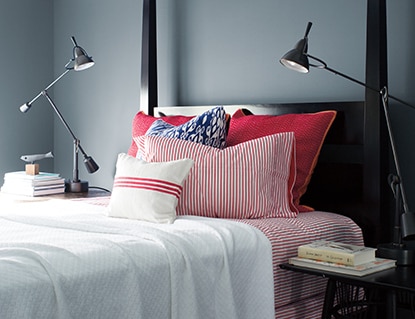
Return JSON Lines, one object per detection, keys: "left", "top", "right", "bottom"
{"left": 74, "top": 47, "right": 94, "bottom": 71}
{"left": 84, "top": 155, "right": 99, "bottom": 174}
{"left": 280, "top": 38, "right": 310, "bottom": 73}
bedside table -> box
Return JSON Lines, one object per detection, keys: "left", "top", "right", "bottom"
{"left": 280, "top": 262, "right": 415, "bottom": 319}
{"left": 46, "top": 187, "right": 111, "bottom": 199}
{"left": 0, "top": 187, "right": 110, "bottom": 203}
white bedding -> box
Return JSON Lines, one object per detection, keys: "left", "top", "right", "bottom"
{"left": 0, "top": 198, "right": 274, "bottom": 319}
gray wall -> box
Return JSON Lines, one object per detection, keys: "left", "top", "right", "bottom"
{"left": 0, "top": 1, "right": 54, "bottom": 177}
{"left": 52, "top": 0, "right": 142, "bottom": 191}
{"left": 1, "top": 1, "right": 414, "bottom": 214}
{"left": 172, "top": 0, "right": 367, "bottom": 105}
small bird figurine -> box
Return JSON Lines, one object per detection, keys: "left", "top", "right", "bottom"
{"left": 20, "top": 151, "right": 54, "bottom": 164}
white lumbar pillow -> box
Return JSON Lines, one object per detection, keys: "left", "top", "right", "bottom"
{"left": 106, "top": 153, "right": 193, "bottom": 223}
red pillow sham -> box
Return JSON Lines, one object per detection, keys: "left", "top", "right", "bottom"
{"left": 136, "top": 133, "right": 297, "bottom": 219}
{"left": 227, "top": 109, "right": 337, "bottom": 212}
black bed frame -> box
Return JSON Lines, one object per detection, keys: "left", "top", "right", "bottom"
{"left": 140, "top": 0, "right": 390, "bottom": 248}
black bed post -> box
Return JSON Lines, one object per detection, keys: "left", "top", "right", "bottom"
{"left": 140, "top": 0, "right": 158, "bottom": 116}
{"left": 364, "top": 0, "right": 390, "bottom": 247}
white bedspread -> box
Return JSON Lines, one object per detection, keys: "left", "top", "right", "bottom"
{"left": 0, "top": 198, "right": 274, "bottom": 319}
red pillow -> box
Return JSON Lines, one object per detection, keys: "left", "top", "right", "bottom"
{"left": 227, "top": 109, "right": 336, "bottom": 212}
{"left": 127, "top": 111, "right": 194, "bottom": 157}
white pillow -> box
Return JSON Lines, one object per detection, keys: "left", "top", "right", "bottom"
{"left": 106, "top": 153, "right": 194, "bottom": 223}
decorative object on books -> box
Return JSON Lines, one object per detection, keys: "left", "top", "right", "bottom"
{"left": 297, "top": 240, "right": 376, "bottom": 266}
{"left": 289, "top": 257, "right": 396, "bottom": 277}
{"left": 20, "top": 151, "right": 54, "bottom": 175}
{"left": 1, "top": 171, "right": 65, "bottom": 196}
{"left": 19, "top": 36, "right": 99, "bottom": 193}
{"left": 280, "top": 21, "right": 415, "bottom": 266}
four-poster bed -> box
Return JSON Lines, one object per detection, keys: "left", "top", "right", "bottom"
{"left": 140, "top": 0, "right": 390, "bottom": 248}
{"left": 135, "top": 0, "right": 391, "bottom": 317}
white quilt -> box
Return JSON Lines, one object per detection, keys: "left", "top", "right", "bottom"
{"left": 0, "top": 198, "right": 274, "bottom": 319}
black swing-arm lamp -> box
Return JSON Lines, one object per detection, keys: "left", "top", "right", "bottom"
{"left": 19, "top": 36, "right": 99, "bottom": 193}
{"left": 280, "top": 22, "right": 415, "bottom": 265}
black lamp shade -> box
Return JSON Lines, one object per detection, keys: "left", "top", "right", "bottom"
{"left": 280, "top": 39, "right": 309, "bottom": 73}
{"left": 84, "top": 156, "right": 99, "bottom": 174}
{"left": 74, "top": 47, "right": 94, "bottom": 71}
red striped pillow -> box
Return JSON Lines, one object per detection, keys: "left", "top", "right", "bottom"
{"left": 107, "top": 153, "right": 194, "bottom": 223}
{"left": 135, "top": 133, "right": 298, "bottom": 219}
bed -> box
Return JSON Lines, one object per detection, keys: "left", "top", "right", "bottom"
{"left": 0, "top": 101, "right": 370, "bottom": 319}
{"left": 0, "top": 1, "right": 389, "bottom": 319}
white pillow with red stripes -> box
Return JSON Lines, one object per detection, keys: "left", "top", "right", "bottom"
{"left": 106, "top": 153, "right": 194, "bottom": 223}
{"left": 135, "top": 132, "right": 298, "bottom": 219}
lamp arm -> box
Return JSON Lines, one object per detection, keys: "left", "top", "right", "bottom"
{"left": 308, "top": 54, "right": 415, "bottom": 111}
{"left": 309, "top": 58, "right": 412, "bottom": 215}
{"left": 26, "top": 68, "right": 71, "bottom": 107}
{"left": 308, "top": 54, "right": 372, "bottom": 89}
{"left": 381, "top": 87, "right": 410, "bottom": 215}
{"left": 42, "top": 90, "right": 87, "bottom": 183}
{"left": 42, "top": 90, "right": 78, "bottom": 142}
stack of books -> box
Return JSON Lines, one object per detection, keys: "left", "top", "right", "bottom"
{"left": 289, "top": 240, "right": 396, "bottom": 276}
{"left": 1, "top": 171, "right": 65, "bottom": 196}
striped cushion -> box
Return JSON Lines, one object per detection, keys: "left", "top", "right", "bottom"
{"left": 135, "top": 133, "right": 297, "bottom": 219}
{"left": 106, "top": 153, "right": 194, "bottom": 223}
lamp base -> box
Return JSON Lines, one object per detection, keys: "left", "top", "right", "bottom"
{"left": 65, "top": 180, "right": 89, "bottom": 193}
{"left": 376, "top": 241, "right": 415, "bottom": 266}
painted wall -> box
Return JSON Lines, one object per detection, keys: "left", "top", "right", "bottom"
{"left": 52, "top": 0, "right": 142, "bottom": 190}
{"left": 170, "top": 0, "right": 367, "bottom": 105}
{"left": 0, "top": 1, "right": 54, "bottom": 178}
{"left": 1, "top": 1, "right": 412, "bottom": 213}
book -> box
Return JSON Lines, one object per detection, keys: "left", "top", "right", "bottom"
{"left": 3, "top": 177, "right": 65, "bottom": 187}
{"left": 1, "top": 184, "right": 65, "bottom": 196}
{"left": 288, "top": 256, "right": 396, "bottom": 277}
{"left": 4, "top": 171, "right": 61, "bottom": 181}
{"left": 1, "top": 171, "right": 65, "bottom": 197}
{"left": 297, "top": 240, "right": 376, "bottom": 266}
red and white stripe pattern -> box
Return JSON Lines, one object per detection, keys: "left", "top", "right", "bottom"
{"left": 113, "top": 176, "right": 183, "bottom": 199}
{"left": 238, "top": 211, "right": 364, "bottom": 315}
{"left": 135, "top": 132, "right": 298, "bottom": 219}
{"left": 106, "top": 153, "right": 194, "bottom": 224}
{"left": 74, "top": 195, "right": 364, "bottom": 317}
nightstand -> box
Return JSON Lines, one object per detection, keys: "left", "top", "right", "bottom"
{"left": 46, "top": 187, "right": 111, "bottom": 199}
{"left": 280, "top": 262, "right": 415, "bottom": 319}
{"left": 0, "top": 187, "right": 110, "bottom": 203}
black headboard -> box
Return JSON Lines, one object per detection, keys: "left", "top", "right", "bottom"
{"left": 140, "top": 0, "right": 390, "bottom": 248}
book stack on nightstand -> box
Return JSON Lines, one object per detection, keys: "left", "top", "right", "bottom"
{"left": 289, "top": 240, "right": 396, "bottom": 276}
{"left": 1, "top": 171, "right": 65, "bottom": 197}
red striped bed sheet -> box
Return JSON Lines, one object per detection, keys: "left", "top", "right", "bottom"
{"left": 236, "top": 211, "right": 364, "bottom": 316}
{"left": 74, "top": 197, "right": 363, "bottom": 317}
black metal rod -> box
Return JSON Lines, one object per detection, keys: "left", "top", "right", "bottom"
{"left": 313, "top": 61, "right": 412, "bottom": 216}
{"left": 42, "top": 90, "right": 83, "bottom": 182}
{"left": 42, "top": 90, "right": 78, "bottom": 142}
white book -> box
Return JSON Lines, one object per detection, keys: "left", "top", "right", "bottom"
{"left": 3, "top": 178, "right": 65, "bottom": 187}
{"left": 289, "top": 256, "right": 396, "bottom": 277}
{"left": 1, "top": 184, "right": 65, "bottom": 197}
{"left": 297, "top": 240, "right": 376, "bottom": 266}
{"left": 4, "top": 171, "right": 61, "bottom": 181}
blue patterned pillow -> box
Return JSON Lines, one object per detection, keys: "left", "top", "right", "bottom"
{"left": 145, "top": 106, "right": 227, "bottom": 149}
